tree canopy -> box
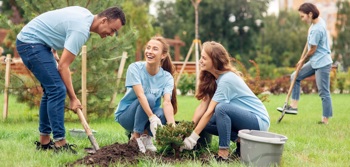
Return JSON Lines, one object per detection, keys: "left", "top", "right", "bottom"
{"left": 0, "top": 0, "right": 157, "bottom": 116}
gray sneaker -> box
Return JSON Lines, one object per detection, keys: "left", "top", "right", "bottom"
{"left": 136, "top": 138, "right": 146, "bottom": 153}
{"left": 140, "top": 134, "right": 157, "bottom": 152}
{"left": 277, "top": 105, "right": 298, "bottom": 115}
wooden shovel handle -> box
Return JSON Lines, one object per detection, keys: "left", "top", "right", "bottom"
{"left": 76, "top": 108, "right": 100, "bottom": 150}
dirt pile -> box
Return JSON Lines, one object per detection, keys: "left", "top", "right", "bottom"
{"left": 68, "top": 140, "right": 141, "bottom": 166}
{"left": 67, "top": 140, "right": 235, "bottom": 166}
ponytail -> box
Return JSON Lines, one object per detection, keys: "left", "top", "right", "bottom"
{"left": 152, "top": 36, "right": 178, "bottom": 115}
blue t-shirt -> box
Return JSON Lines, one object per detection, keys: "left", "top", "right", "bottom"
{"left": 308, "top": 18, "right": 332, "bottom": 69}
{"left": 17, "top": 6, "right": 93, "bottom": 56}
{"left": 115, "top": 62, "right": 174, "bottom": 122}
{"left": 212, "top": 72, "right": 270, "bottom": 131}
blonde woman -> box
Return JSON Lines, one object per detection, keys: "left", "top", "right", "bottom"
{"left": 115, "top": 36, "right": 177, "bottom": 153}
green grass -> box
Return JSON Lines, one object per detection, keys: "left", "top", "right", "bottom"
{"left": 0, "top": 93, "right": 350, "bottom": 167}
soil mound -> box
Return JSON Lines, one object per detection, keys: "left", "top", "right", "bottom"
{"left": 67, "top": 140, "right": 234, "bottom": 166}
{"left": 68, "top": 140, "right": 141, "bottom": 166}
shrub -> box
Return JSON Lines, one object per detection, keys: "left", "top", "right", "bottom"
{"left": 155, "top": 121, "right": 195, "bottom": 158}
{"left": 335, "top": 71, "right": 350, "bottom": 93}
{"left": 177, "top": 73, "right": 196, "bottom": 96}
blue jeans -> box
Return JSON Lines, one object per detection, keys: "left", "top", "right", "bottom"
{"left": 291, "top": 62, "right": 333, "bottom": 118}
{"left": 203, "top": 103, "right": 260, "bottom": 149}
{"left": 117, "top": 94, "right": 166, "bottom": 136}
{"left": 16, "top": 39, "right": 67, "bottom": 141}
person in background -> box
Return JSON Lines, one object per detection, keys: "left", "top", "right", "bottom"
{"left": 16, "top": 6, "right": 126, "bottom": 153}
{"left": 180, "top": 41, "right": 270, "bottom": 161}
{"left": 277, "top": 2, "right": 333, "bottom": 125}
{"left": 115, "top": 36, "right": 177, "bottom": 153}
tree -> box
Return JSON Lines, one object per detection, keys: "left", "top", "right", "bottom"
{"left": 154, "top": 0, "right": 270, "bottom": 65}
{"left": 333, "top": 1, "right": 350, "bottom": 71}
{"left": 257, "top": 11, "right": 308, "bottom": 68}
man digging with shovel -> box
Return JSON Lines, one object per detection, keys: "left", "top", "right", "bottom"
{"left": 16, "top": 6, "right": 126, "bottom": 153}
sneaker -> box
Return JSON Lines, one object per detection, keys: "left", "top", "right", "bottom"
{"left": 34, "top": 140, "right": 54, "bottom": 150}
{"left": 136, "top": 138, "right": 146, "bottom": 153}
{"left": 214, "top": 155, "right": 229, "bottom": 162}
{"left": 317, "top": 121, "right": 328, "bottom": 125}
{"left": 277, "top": 105, "right": 298, "bottom": 115}
{"left": 54, "top": 143, "right": 77, "bottom": 154}
{"left": 140, "top": 134, "right": 157, "bottom": 152}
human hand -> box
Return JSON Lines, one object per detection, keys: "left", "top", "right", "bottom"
{"left": 52, "top": 49, "right": 60, "bottom": 62}
{"left": 149, "top": 115, "right": 162, "bottom": 137}
{"left": 69, "top": 98, "right": 82, "bottom": 113}
{"left": 180, "top": 131, "right": 200, "bottom": 151}
{"left": 296, "top": 58, "right": 306, "bottom": 68}
{"left": 1, "top": 56, "right": 5, "bottom": 63}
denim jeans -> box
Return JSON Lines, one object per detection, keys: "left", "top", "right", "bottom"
{"left": 291, "top": 62, "right": 333, "bottom": 118}
{"left": 16, "top": 39, "right": 67, "bottom": 141}
{"left": 117, "top": 94, "right": 166, "bottom": 136}
{"left": 203, "top": 103, "right": 260, "bottom": 149}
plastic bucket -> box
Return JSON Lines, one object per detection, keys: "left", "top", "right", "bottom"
{"left": 238, "top": 129, "right": 288, "bottom": 167}
{"left": 69, "top": 129, "right": 97, "bottom": 138}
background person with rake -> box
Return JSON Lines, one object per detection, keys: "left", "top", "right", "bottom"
{"left": 180, "top": 41, "right": 270, "bottom": 161}
{"left": 115, "top": 36, "right": 177, "bottom": 153}
{"left": 16, "top": 6, "right": 126, "bottom": 153}
{"left": 277, "top": 3, "right": 333, "bottom": 125}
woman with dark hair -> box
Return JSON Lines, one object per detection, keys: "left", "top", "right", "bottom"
{"left": 277, "top": 3, "right": 333, "bottom": 124}
{"left": 115, "top": 36, "right": 177, "bottom": 153}
{"left": 180, "top": 41, "right": 270, "bottom": 160}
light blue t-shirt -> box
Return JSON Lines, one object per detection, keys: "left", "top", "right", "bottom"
{"left": 17, "top": 6, "right": 94, "bottom": 56}
{"left": 212, "top": 72, "right": 270, "bottom": 131}
{"left": 115, "top": 62, "right": 174, "bottom": 122}
{"left": 308, "top": 18, "right": 332, "bottom": 69}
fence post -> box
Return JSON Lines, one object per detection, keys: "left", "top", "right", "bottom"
{"left": 3, "top": 54, "right": 11, "bottom": 119}
{"left": 109, "top": 51, "right": 128, "bottom": 108}
{"left": 81, "top": 45, "right": 87, "bottom": 120}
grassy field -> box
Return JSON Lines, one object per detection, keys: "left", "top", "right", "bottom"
{"left": 0, "top": 93, "right": 349, "bottom": 167}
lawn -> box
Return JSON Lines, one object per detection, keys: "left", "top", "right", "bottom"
{"left": 0, "top": 93, "right": 349, "bottom": 167}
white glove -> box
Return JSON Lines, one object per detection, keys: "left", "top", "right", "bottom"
{"left": 149, "top": 114, "right": 162, "bottom": 137}
{"left": 180, "top": 131, "right": 200, "bottom": 151}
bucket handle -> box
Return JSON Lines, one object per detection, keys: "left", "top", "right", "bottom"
{"left": 280, "top": 138, "right": 288, "bottom": 142}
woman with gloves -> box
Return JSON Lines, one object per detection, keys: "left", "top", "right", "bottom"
{"left": 180, "top": 41, "right": 270, "bottom": 160}
{"left": 115, "top": 36, "right": 177, "bottom": 153}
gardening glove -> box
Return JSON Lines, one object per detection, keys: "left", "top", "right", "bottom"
{"left": 149, "top": 114, "right": 162, "bottom": 137}
{"left": 180, "top": 131, "right": 200, "bottom": 151}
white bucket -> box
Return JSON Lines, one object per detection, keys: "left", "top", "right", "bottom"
{"left": 238, "top": 129, "right": 288, "bottom": 167}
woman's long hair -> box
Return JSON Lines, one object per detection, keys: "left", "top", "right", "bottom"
{"left": 151, "top": 36, "right": 178, "bottom": 114}
{"left": 195, "top": 41, "right": 241, "bottom": 100}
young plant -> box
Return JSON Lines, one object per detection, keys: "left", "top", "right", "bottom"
{"left": 155, "top": 121, "right": 195, "bottom": 158}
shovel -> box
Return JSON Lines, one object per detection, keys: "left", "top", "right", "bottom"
{"left": 76, "top": 108, "right": 100, "bottom": 152}
{"left": 277, "top": 42, "right": 308, "bottom": 123}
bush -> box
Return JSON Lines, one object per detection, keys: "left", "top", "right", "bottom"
{"left": 177, "top": 73, "right": 196, "bottom": 96}
{"left": 335, "top": 71, "right": 350, "bottom": 93}
{"left": 155, "top": 121, "right": 195, "bottom": 158}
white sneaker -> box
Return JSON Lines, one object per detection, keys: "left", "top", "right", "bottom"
{"left": 140, "top": 134, "right": 157, "bottom": 152}
{"left": 135, "top": 138, "right": 146, "bottom": 153}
